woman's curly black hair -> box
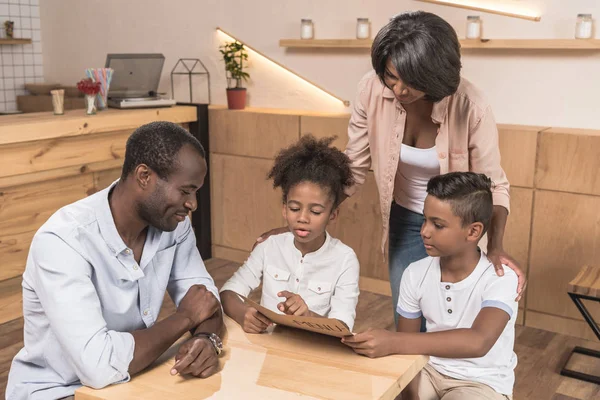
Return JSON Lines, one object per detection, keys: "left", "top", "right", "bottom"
{"left": 267, "top": 135, "right": 355, "bottom": 208}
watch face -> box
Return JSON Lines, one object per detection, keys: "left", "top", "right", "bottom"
{"left": 211, "top": 333, "right": 223, "bottom": 349}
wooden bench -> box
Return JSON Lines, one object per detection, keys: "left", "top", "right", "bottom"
{"left": 560, "top": 265, "right": 600, "bottom": 384}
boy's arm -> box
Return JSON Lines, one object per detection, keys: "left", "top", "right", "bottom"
{"left": 397, "top": 315, "right": 422, "bottom": 333}
{"left": 342, "top": 307, "right": 509, "bottom": 358}
{"left": 395, "top": 307, "right": 509, "bottom": 357}
{"left": 345, "top": 267, "right": 517, "bottom": 359}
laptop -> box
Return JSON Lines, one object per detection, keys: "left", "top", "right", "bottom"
{"left": 106, "top": 53, "right": 176, "bottom": 109}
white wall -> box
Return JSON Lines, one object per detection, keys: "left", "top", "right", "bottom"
{"left": 0, "top": 0, "right": 44, "bottom": 112}
{"left": 40, "top": 0, "right": 600, "bottom": 128}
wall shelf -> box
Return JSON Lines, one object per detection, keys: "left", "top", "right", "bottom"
{"left": 280, "top": 38, "right": 600, "bottom": 51}
{"left": 0, "top": 38, "right": 32, "bottom": 45}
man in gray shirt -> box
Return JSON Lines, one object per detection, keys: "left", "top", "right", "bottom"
{"left": 7, "top": 121, "right": 223, "bottom": 400}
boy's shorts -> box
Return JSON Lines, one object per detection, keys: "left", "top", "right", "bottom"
{"left": 418, "top": 363, "right": 513, "bottom": 400}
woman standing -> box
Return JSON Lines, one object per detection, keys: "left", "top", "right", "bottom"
{"left": 257, "top": 11, "right": 525, "bottom": 324}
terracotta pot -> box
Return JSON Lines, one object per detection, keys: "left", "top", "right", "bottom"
{"left": 226, "top": 88, "right": 247, "bottom": 110}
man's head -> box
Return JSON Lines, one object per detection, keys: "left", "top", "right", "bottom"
{"left": 421, "top": 172, "right": 493, "bottom": 257}
{"left": 120, "top": 121, "right": 207, "bottom": 232}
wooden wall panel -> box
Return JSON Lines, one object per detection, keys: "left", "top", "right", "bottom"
{"left": 504, "top": 188, "right": 533, "bottom": 272}
{"left": 0, "top": 276, "right": 22, "bottom": 324}
{"left": 328, "top": 172, "right": 388, "bottom": 281}
{"left": 210, "top": 153, "right": 284, "bottom": 252}
{"left": 0, "top": 175, "right": 95, "bottom": 280}
{"left": 0, "top": 230, "right": 36, "bottom": 281}
{"left": 212, "top": 246, "right": 249, "bottom": 264}
{"left": 527, "top": 190, "right": 600, "bottom": 321}
{"left": 94, "top": 168, "right": 123, "bottom": 192}
{"left": 0, "top": 174, "right": 94, "bottom": 222}
{"left": 536, "top": 129, "right": 600, "bottom": 195}
{"left": 503, "top": 187, "right": 533, "bottom": 309}
{"left": 0, "top": 159, "right": 122, "bottom": 189}
{"left": 498, "top": 125, "right": 542, "bottom": 188}
{"left": 300, "top": 115, "right": 350, "bottom": 150}
{"left": 0, "top": 129, "right": 131, "bottom": 178}
{"left": 209, "top": 109, "right": 300, "bottom": 158}
{"left": 526, "top": 311, "right": 599, "bottom": 342}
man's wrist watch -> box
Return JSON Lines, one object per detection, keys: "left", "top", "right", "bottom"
{"left": 193, "top": 332, "right": 223, "bottom": 356}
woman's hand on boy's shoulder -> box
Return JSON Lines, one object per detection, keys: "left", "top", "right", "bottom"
{"left": 341, "top": 328, "right": 397, "bottom": 358}
{"left": 253, "top": 226, "right": 289, "bottom": 250}
{"left": 487, "top": 247, "right": 527, "bottom": 302}
{"left": 241, "top": 307, "right": 272, "bottom": 334}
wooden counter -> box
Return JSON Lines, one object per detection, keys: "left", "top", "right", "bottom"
{"left": 208, "top": 106, "right": 600, "bottom": 342}
{"left": 0, "top": 106, "right": 198, "bottom": 323}
{"left": 76, "top": 316, "right": 428, "bottom": 400}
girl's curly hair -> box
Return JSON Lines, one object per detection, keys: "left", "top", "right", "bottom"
{"left": 267, "top": 135, "right": 355, "bottom": 207}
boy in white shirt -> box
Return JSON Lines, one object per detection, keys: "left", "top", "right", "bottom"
{"left": 343, "top": 172, "right": 517, "bottom": 400}
{"left": 221, "top": 135, "right": 360, "bottom": 332}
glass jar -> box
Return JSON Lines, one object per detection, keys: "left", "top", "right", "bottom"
{"left": 300, "top": 19, "right": 314, "bottom": 40}
{"left": 466, "top": 16, "right": 481, "bottom": 39}
{"left": 575, "top": 14, "right": 593, "bottom": 39}
{"left": 356, "top": 18, "right": 370, "bottom": 39}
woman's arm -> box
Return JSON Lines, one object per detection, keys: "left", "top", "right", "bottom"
{"left": 344, "top": 73, "right": 373, "bottom": 198}
{"left": 468, "top": 106, "right": 526, "bottom": 300}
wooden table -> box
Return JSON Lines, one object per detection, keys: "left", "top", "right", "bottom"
{"left": 76, "top": 317, "right": 428, "bottom": 400}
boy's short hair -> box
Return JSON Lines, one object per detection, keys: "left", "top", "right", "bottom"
{"left": 426, "top": 172, "right": 494, "bottom": 235}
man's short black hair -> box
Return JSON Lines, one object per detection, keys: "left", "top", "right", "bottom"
{"left": 371, "top": 11, "right": 462, "bottom": 102}
{"left": 426, "top": 172, "right": 493, "bottom": 235}
{"left": 121, "top": 121, "right": 205, "bottom": 181}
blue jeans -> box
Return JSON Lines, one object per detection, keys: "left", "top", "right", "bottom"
{"left": 388, "top": 202, "right": 428, "bottom": 331}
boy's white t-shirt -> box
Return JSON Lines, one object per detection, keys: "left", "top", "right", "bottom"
{"left": 396, "top": 252, "right": 518, "bottom": 395}
{"left": 221, "top": 232, "right": 360, "bottom": 330}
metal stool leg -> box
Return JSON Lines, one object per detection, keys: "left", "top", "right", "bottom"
{"left": 560, "top": 293, "right": 600, "bottom": 384}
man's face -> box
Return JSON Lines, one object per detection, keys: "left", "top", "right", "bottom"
{"left": 137, "top": 145, "right": 207, "bottom": 232}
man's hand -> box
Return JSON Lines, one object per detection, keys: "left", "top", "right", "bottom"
{"left": 341, "top": 328, "right": 396, "bottom": 358}
{"left": 170, "top": 336, "right": 219, "bottom": 378}
{"left": 177, "top": 285, "right": 220, "bottom": 328}
{"left": 487, "top": 247, "right": 527, "bottom": 301}
{"left": 277, "top": 291, "right": 309, "bottom": 316}
{"left": 252, "top": 226, "right": 289, "bottom": 250}
{"left": 241, "top": 307, "right": 272, "bottom": 334}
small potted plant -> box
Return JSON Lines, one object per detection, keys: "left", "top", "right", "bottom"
{"left": 219, "top": 41, "right": 249, "bottom": 110}
{"left": 77, "top": 78, "right": 101, "bottom": 115}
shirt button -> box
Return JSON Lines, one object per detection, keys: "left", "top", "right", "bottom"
{"left": 296, "top": 278, "right": 300, "bottom": 283}
{"left": 445, "top": 285, "right": 450, "bottom": 290}
{"left": 446, "top": 297, "right": 451, "bottom": 302}
{"left": 143, "top": 310, "right": 149, "bottom": 316}
{"left": 317, "top": 287, "right": 321, "bottom": 292}
{"left": 125, "top": 249, "right": 131, "bottom": 254}
{"left": 439, "top": 152, "right": 447, "bottom": 159}
{"left": 448, "top": 309, "right": 453, "bottom": 314}
{"left": 300, "top": 259, "right": 303, "bottom": 264}
{"left": 133, "top": 265, "right": 138, "bottom": 270}
{"left": 274, "top": 274, "right": 278, "bottom": 278}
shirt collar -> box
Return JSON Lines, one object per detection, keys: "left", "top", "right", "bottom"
{"left": 292, "top": 231, "right": 332, "bottom": 260}
{"left": 96, "top": 179, "right": 129, "bottom": 255}
{"left": 438, "top": 250, "right": 491, "bottom": 290}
